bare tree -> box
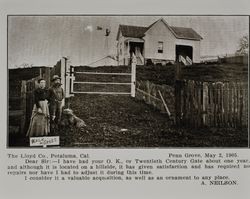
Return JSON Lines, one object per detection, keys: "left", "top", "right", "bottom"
{"left": 236, "top": 35, "right": 249, "bottom": 55}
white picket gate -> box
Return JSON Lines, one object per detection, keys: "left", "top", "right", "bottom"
{"left": 64, "top": 59, "right": 136, "bottom": 98}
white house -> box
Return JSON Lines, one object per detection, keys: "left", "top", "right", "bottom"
{"left": 116, "top": 18, "right": 203, "bottom": 66}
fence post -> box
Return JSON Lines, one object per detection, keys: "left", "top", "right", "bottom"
{"left": 175, "top": 61, "right": 182, "bottom": 126}
{"left": 175, "top": 80, "right": 182, "bottom": 127}
{"left": 131, "top": 60, "right": 136, "bottom": 97}
{"left": 175, "top": 61, "right": 182, "bottom": 80}
{"left": 20, "top": 81, "right": 27, "bottom": 134}
{"left": 44, "top": 67, "right": 51, "bottom": 87}
{"left": 202, "top": 82, "right": 208, "bottom": 126}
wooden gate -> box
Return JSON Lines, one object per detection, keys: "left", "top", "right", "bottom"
{"left": 67, "top": 63, "right": 136, "bottom": 97}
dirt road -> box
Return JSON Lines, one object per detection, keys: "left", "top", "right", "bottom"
{"left": 58, "top": 94, "right": 248, "bottom": 148}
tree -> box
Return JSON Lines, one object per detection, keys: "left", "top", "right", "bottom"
{"left": 236, "top": 35, "right": 249, "bottom": 55}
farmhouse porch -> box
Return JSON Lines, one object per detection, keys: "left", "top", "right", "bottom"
{"left": 121, "top": 38, "right": 145, "bottom": 66}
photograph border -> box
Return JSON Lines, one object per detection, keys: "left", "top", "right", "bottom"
{"left": 7, "top": 14, "right": 250, "bottom": 149}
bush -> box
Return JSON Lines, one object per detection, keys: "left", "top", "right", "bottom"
{"left": 166, "top": 61, "right": 174, "bottom": 66}
{"left": 146, "top": 59, "right": 154, "bottom": 66}
{"left": 156, "top": 63, "right": 163, "bottom": 66}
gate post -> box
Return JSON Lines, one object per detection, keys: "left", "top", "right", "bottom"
{"left": 20, "top": 80, "right": 27, "bottom": 134}
{"left": 175, "top": 80, "right": 182, "bottom": 127}
{"left": 60, "top": 57, "right": 66, "bottom": 107}
{"left": 65, "top": 58, "right": 74, "bottom": 98}
{"left": 131, "top": 53, "right": 137, "bottom": 97}
{"left": 175, "top": 61, "right": 182, "bottom": 126}
{"left": 175, "top": 60, "right": 182, "bottom": 80}
{"left": 69, "top": 65, "right": 75, "bottom": 96}
{"left": 61, "top": 57, "right": 75, "bottom": 108}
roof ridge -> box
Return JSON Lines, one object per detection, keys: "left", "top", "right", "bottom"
{"left": 119, "top": 24, "right": 147, "bottom": 28}
{"left": 170, "top": 25, "right": 193, "bottom": 29}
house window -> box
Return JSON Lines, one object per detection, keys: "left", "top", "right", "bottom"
{"left": 158, "top": 41, "right": 163, "bottom": 53}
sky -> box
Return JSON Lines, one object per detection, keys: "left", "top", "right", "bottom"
{"left": 8, "top": 16, "right": 249, "bottom": 68}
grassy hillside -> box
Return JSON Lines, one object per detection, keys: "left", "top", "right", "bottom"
{"left": 74, "top": 63, "right": 248, "bottom": 86}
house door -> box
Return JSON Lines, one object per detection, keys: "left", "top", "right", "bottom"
{"left": 176, "top": 45, "right": 193, "bottom": 61}
{"left": 129, "top": 42, "right": 144, "bottom": 65}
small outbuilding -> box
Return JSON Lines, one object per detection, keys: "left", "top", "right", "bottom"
{"left": 88, "top": 55, "right": 118, "bottom": 67}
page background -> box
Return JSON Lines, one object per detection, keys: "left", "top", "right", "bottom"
{"left": 0, "top": 0, "right": 249, "bottom": 198}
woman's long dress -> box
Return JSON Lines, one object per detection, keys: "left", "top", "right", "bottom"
{"left": 26, "top": 88, "right": 50, "bottom": 137}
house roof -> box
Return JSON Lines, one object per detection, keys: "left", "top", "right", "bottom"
{"left": 117, "top": 19, "right": 203, "bottom": 41}
{"left": 170, "top": 26, "right": 203, "bottom": 41}
{"left": 117, "top": 25, "right": 147, "bottom": 40}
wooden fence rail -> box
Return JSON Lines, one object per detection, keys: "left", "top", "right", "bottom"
{"left": 136, "top": 80, "right": 175, "bottom": 117}
{"left": 175, "top": 80, "right": 248, "bottom": 128}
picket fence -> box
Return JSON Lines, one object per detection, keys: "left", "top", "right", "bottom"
{"left": 175, "top": 80, "right": 248, "bottom": 128}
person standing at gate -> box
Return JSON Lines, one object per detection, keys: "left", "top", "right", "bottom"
{"left": 48, "top": 75, "right": 65, "bottom": 127}
{"left": 26, "top": 78, "right": 50, "bottom": 137}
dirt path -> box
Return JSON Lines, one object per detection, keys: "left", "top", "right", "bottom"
{"left": 58, "top": 94, "right": 248, "bottom": 148}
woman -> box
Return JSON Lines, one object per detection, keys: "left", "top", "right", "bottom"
{"left": 26, "top": 78, "right": 50, "bottom": 137}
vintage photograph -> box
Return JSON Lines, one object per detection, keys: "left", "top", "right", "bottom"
{"left": 8, "top": 15, "right": 249, "bottom": 148}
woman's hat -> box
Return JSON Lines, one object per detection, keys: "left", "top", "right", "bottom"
{"left": 52, "top": 75, "right": 61, "bottom": 81}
